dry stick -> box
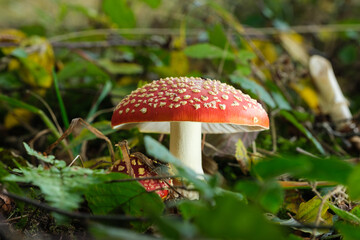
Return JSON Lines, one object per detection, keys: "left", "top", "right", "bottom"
{"left": 296, "top": 147, "right": 321, "bottom": 159}
{"left": 310, "top": 185, "right": 343, "bottom": 240}
{"left": 45, "top": 118, "right": 115, "bottom": 164}
{"left": 86, "top": 108, "right": 114, "bottom": 123}
{"left": 5, "top": 215, "right": 29, "bottom": 223}
{"left": 116, "top": 141, "right": 134, "bottom": 178}
{"left": 27, "top": 90, "right": 74, "bottom": 160}
{"left": 270, "top": 110, "right": 278, "bottom": 153}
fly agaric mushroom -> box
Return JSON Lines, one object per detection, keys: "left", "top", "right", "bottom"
{"left": 110, "top": 155, "right": 170, "bottom": 199}
{"left": 111, "top": 77, "right": 269, "bottom": 176}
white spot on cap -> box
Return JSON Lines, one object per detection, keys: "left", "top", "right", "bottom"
{"left": 192, "top": 88, "right": 201, "bottom": 93}
{"left": 130, "top": 99, "right": 136, "bottom": 104}
{"left": 219, "top": 104, "right": 226, "bottom": 110}
{"left": 193, "top": 104, "right": 200, "bottom": 110}
{"left": 140, "top": 108, "right": 147, "bottom": 114}
{"left": 180, "top": 101, "right": 187, "bottom": 105}
{"left": 254, "top": 117, "right": 259, "bottom": 123}
{"left": 201, "top": 95, "right": 209, "bottom": 101}
{"left": 234, "top": 95, "right": 243, "bottom": 101}
{"left": 173, "top": 97, "right": 181, "bottom": 102}
{"left": 126, "top": 108, "right": 130, "bottom": 113}
{"left": 183, "top": 95, "right": 191, "bottom": 99}
{"left": 134, "top": 103, "right": 140, "bottom": 107}
{"left": 231, "top": 101, "right": 239, "bottom": 106}
{"left": 159, "top": 102, "right": 166, "bottom": 107}
{"left": 119, "top": 110, "right": 123, "bottom": 115}
{"left": 222, "top": 94, "right": 229, "bottom": 100}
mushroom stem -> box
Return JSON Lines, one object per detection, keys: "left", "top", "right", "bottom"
{"left": 170, "top": 121, "right": 204, "bottom": 176}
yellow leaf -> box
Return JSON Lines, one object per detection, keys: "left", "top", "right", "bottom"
{"left": 170, "top": 50, "right": 189, "bottom": 76}
{"left": 4, "top": 108, "right": 33, "bottom": 129}
{"left": 0, "top": 29, "right": 26, "bottom": 55}
{"left": 295, "top": 196, "right": 333, "bottom": 226}
{"left": 291, "top": 80, "right": 319, "bottom": 112}
{"left": 279, "top": 32, "right": 309, "bottom": 66}
{"left": 252, "top": 40, "right": 278, "bottom": 65}
{"left": 19, "top": 36, "right": 55, "bottom": 90}
{"left": 235, "top": 138, "right": 249, "bottom": 174}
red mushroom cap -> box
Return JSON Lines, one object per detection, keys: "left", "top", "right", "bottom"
{"left": 111, "top": 77, "right": 269, "bottom": 133}
{"left": 110, "top": 158, "right": 170, "bottom": 200}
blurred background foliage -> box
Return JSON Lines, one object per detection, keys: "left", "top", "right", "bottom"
{"left": 1, "top": 0, "right": 360, "bottom": 239}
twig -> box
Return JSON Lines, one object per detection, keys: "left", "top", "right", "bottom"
{"left": 1, "top": 190, "right": 147, "bottom": 222}
{"left": 296, "top": 147, "right": 321, "bottom": 159}
{"left": 5, "top": 215, "right": 29, "bottom": 223}
{"left": 45, "top": 118, "right": 116, "bottom": 163}
{"left": 310, "top": 185, "right": 343, "bottom": 240}
{"left": 270, "top": 110, "right": 279, "bottom": 153}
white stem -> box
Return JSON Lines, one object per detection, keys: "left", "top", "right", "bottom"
{"left": 169, "top": 121, "right": 203, "bottom": 176}
{"left": 309, "top": 55, "right": 352, "bottom": 130}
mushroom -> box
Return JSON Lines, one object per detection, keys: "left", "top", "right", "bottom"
{"left": 110, "top": 156, "right": 170, "bottom": 200}
{"left": 111, "top": 77, "right": 269, "bottom": 177}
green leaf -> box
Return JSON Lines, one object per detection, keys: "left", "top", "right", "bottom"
{"left": 57, "top": 61, "right": 108, "bottom": 82}
{"left": 23, "top": 142, "right": 56, "bottom": 165}
{"left": 254, "top": 155, "right": 352, "bottom": 185}
{"left": 0, "top": 94, "right": 60, "bottom": 139}
{"left": 208, "top": 24, "right": 228, "bottom": 49}
{"left": 85, "top": 173, "right": 163, "bottom": 214}
{"left": 265, "top": 81, "right": 291, "bottom": 110}
{"left": 237, "top": 50, "right": 257, "bottom": 63}
{"left": 253, "top": 155, "right": 311, "bottom": 180}
{"left": 98, "top": 59, "right": 143, "bottom": 74}
{"left": 229, "top": 75, "right": 276, "bottom": 108}
{"left": 5, "top": 165, "right": 105, "bottom": 212}
{"left": 140, "top": 0, "right": 161, "bottom": 8}
{"left": 184, "top": 43, "right": 235, "bottom": 60}
{"left": 335, "top": 222, "right": 360, "bottom": 240}
{"left": 329, "top": 203, "right": 360, "bottom": 224}
{"left": 143, "top": 136, "right": 214, "bottom": 199}
{"left": 347, "top": 164, "right": 360, "bottom": 200}
{"left": 85, "top": 173, "right": 164, "bottom": 231}
{"left": 102, "top": 0, "right": 135, "bottom": 28}
{"left": 279, "top": 110, "right": 325, "bottom": 155}
{"left": 235, "top": 180, "right": 283, "bottom": 213}
{"left": 0, "top": 72, "right": 22, "bottom": 90}
{"left": 338, "top": 44, "right": 358, "bottom": 65}
{"left": 180, "top": 195, "right": 286, "bottom": 240}
{"left": 299, "top": 157, "right": 352, "bottom": 185}
{"left": 11, "top": 48, "right": 28, "bottom": 59}
{"left": 86, "top": 81, "right": 113, "bottom": 121}
{"left": 295, "top": 196, "right": 331, "bottom": 224}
